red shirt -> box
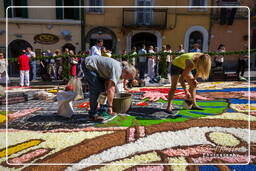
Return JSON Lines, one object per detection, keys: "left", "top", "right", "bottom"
{"left": 18, "top": 54, "right": 30, "bottom": 70}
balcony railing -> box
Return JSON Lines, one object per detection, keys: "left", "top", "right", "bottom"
{"left": 211, "top": 7, "right": 249, "bottom": 20}
{"left": 217, "top": 0, "right": 240, "bottom": 6}
{"left": 123, "top": 8, "right": 167, "bottom": 29}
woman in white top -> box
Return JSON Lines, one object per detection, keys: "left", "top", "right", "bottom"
{"left": 0, "top": 53, "right": 8, "bottom": 84}
{"left": 147, "top": 45, "right": 155, "bottom": 80}
{"left": 214, "top": 44, "right": 225, "bottom": 67}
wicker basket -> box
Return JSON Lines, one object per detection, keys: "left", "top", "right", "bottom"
{"left": 113, "top": 93, "right": 132, "bottom": 113}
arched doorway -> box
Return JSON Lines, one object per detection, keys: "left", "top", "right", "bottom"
{"left": 85, "top": 27, "right": 117, "bottom": 53}
{"left": 184, "top": 26, "right": 209, "bottom": 52}
{"left": 132, "top": 32, "right": 157, "bottom": 50}
{"left": 188, "top": 31, "right": 203, "bottom": 51}
{"left": 62, "top": 43, "right": 76, "bottom": 53}
{"left": 8, "top": 39, "right": 33, "bottom": 76}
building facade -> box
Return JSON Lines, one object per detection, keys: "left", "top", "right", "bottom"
{"left": 0, "top": 0, "right": 254, "bottom": 75}
{"left": 208, "top": 0, "right": 253, "bottom": 70}
{"left": 84, "top": 0, "right": 212, "bottom": 53}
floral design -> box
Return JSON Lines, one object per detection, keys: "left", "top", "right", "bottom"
{"left": 8, "top": 148, "right": 50, "bottom": 164}
{"left": 0, "top": 139, "right": 43, "bottom": 158}
{"left": 202, "top": 112, "right": 255, "bottom": 121}
{"left": 168, "top": 157, "right": 188, "bottom": 170}
{"left": 208, "top": 132, "right": 241, "bottom": 147}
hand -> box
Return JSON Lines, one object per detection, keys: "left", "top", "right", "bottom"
{"left": 185, "top": 92, "right": 192, "bottom": 100}
{"left": 108, "top": 107, "right": 116, "bottom": 115}
{"left": 192, "top": 79, "right": 198, "bottom": 87}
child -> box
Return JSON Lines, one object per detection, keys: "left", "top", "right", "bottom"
{"left": 166, "top": 53, "right": 212, "bottom": 116}
{"left": 56, "top": 85, "right": 76, "bottom": 118}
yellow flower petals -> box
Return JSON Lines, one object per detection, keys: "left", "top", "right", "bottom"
{"left": 168, "top": 157, "right": 187, "bottom": 171}
{"left": 208, "top": 132, "right": 240, "bottom": 147}
{"left": 202, "top": 112, "right": 255, "bottom": 121}
{"left": 0, "top": 139, "right": 42, "bottom": 158}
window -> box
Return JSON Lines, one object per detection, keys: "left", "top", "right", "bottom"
{"left": 137, "top": 0, "right": 152, "bottom": 25}
{"left": 192, "top": 0, "right": 205, "bottom": 6}
{"left": 4, "top": 0, "right": 28, "bottom": 18}
{"left": 88, "top": 0, "right": 103, "bottom": 13}
{"left": 56, "top": 0, "right": 80, "bottom": 20}
{"left": 189, "top": 31, "right": 203, "bottom": 51}
{"left": 218, "top": 0, "right": 240, "bottom": 6}
{"left": 189, "top": 0, "right": 207, "bottom": 11}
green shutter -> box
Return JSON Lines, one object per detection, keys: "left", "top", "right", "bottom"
{"left": 20, "top": 0, "right": 28, "bottom": 18}
{"left": 73, "top": 0, "right": 80, "bottom": 20}
{"left": 56, "top": 0, "right": 63, "bottom": 19}
{"left": 4, "top": 0, "right": 12, "bottom": 17}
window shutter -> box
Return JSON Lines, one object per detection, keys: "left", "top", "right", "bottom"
{"left": 192, "top": 0, "right": 204, "bottom": 6}
{"left": 4, "top": 0, "right": 12, "bottom": 17}
{"left": 73, "top": 0, "right": 80, "bottom": 20}
{"left": 20, "top": 0, "right": 28, "bottom": 18}
{"left": 56, "top": 0, "right": 63, "bottom": 19}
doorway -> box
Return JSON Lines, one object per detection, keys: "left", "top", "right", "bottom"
{"left": 132, "top": 32, "right": 157, "bottom": 50}
{"left": 8, "top": 39, "right": 32, "bottom": 76}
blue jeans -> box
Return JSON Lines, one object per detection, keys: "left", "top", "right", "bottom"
{"left": 139, "top": 62, "right": 146, "bottom": 79}
{"left": 84, "top": 68, "right": 106, "bottom": 117}
{"left": 30, "top": 61, "right": 37, "bottom": 80}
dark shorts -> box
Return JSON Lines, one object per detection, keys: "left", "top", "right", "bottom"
{"left": 170, "top": 64, "right": 184, "bottom": 76}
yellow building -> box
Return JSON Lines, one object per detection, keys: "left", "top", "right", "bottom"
{"left": 0, "top": 0, "right": 214, "bottom": 75}
{"left": 85, "top": 0, "right": 212, "bottom": 53}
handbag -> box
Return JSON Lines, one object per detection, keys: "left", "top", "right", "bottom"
{"left": 70, "top": 58, "right": 78, "bottom": 64}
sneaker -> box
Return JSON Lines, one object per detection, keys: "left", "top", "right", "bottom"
{"left": 89, "top": 115, "right": 104, "bottom": 122}
{"left": 100, "top": 112, "right": 113, "bottom": 120}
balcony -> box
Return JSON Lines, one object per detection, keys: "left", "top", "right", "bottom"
{"left": 123, "top": 8, "right": 167, "bottom": 29}
{"left": 217, "top": 0, "right": 240, "bottom": 6}
{"left": 211, "top": 7, "right": 249, "bottom": 21}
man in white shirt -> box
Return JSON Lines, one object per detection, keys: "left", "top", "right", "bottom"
{"left": 90, "top": 39, "right": 103, "bottom": 56}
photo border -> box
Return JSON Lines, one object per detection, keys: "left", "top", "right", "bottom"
{"left": 5, "top": 5, "right": 251, "bottom": 166}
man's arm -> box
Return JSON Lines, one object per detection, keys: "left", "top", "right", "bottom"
{"left": 105, "top": 80, "right": 116, "bottom": 114}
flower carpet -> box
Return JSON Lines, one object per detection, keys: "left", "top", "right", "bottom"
{"left": 0, "top": 81, "right": 255, "bottom": 170}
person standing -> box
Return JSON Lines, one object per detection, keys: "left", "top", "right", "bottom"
{"left": 138, "top": 44, "right": 147, "bottom": 81}
{"left": 165, "top": 44, "right": 173, "bottom": 70}
{"left": 18, "top": 50, "right": 30, "bottom": 87}
{"left": 166, "top": 44, "right": 173, "bottom": 83}
{"left": 46, "top": 49, "right": 56, "bottom": 79}
{"left": 177, "top": 44, "right": 185, "bottom": 53}
{"left": 147, "top": 45, "right": 155, "bottom": 82}
{"left": 154, "top": 47, "right": 160, "bottom": 78}
{"left": 190, "top": 43, "right": 201, "bottom": 53}
{"left": 214, "top": 44, "right": 225, "bottom": 67}
{"left": 0, "top": 52, "right": 8, "bottom": 84}
{"left": 26, "top": 47, "right": 36, "bottom": 81}
{"left": 237, "top": 49, "right": 249, "bottom": 81}
{"left": 129, "top": 47, "right": 137, "bottom": 66}
{"left": 69, "top": 50, "right": 78, "bottom": 77}
{"left": 54, "top": 49, "right": 63, "bottom": 80}
{"left": 90, "top": 39, "right": 103, "bottom": 56}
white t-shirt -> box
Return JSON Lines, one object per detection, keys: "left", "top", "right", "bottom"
{"left": 90, "top": 46, "right": 102, "bottom": 56}
{"left": 165, "top": 50, "right": 172, "bottom": 62}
